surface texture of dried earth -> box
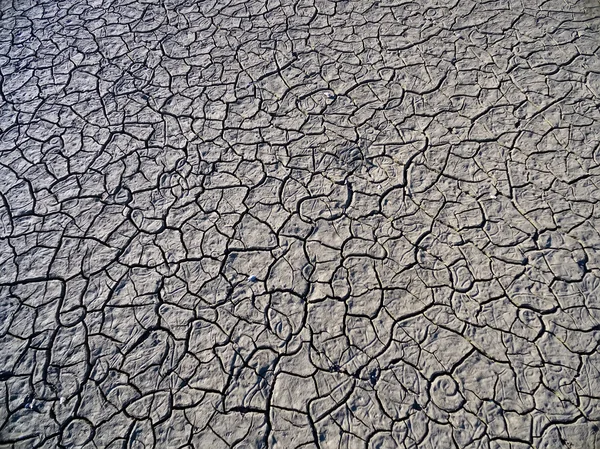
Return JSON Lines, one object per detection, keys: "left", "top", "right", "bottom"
{"left": 1, "top": 0, "right": 600, "bottom": 448}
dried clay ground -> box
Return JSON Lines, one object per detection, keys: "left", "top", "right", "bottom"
{"left": 1, "top": 0, "right": 600, "bottom": 448}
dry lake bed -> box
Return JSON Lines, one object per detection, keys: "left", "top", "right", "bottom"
{"left": 1, "top": 0, "right": 600, "bottom": 447}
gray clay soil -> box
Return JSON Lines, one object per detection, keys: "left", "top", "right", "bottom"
{"left": 1, "top": 0, "right": 600, "bottom": 448}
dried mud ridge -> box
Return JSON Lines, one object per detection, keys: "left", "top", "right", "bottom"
{"left": 1, "top": 0, "right": 600, "bottom": 448}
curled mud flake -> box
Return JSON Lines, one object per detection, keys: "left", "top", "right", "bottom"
{"left": 114, "top": 186, "right": 132, "bottom": 205}
{"left": 430, "top": 375, "right": 465, "bottom": 412}
{"left": 131, "top": 209, "right": 145, "bottom": 228}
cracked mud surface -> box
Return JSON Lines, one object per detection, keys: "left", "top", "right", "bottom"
{"left": 1, "top": 0, "right": 600, "bottom": 448}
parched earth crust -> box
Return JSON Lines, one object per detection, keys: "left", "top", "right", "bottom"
{"left": 1, "top": 0, "right": 600, "bottom": 448}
